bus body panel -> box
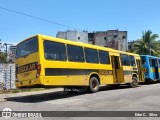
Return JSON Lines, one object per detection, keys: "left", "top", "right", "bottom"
{"left": 140, "top": 55, "right": 160, "bottom": 82}
{"left": 122, "top": 66, "right": 132, "bottom": 83}
{"left": 16, "top": 52, "right": 40, "bottom": 81}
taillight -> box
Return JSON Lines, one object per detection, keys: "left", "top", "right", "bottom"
{"left": 146, "top": 68, "right": 148, "bottom": 75}
{"left": 36, "top": 64, "right": 41, "bottom": 78}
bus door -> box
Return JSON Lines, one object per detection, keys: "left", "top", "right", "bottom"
{"left": 150, "top": 58, "right": 159, "bottom": 80}
{"left": 136, "top": 59, "right": 144, "bottom": 82}
{"left": 153, "top": 59, "right": 159, "bottom": 79}
{"left": 158, "top": 59, "right": 160, "bottom": 80}
{"left": 111, "top": 56, "right": 124, "bottom": 83}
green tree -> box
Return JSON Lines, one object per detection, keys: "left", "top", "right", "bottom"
{"left": 0, "top": 51, "right": 7, "bottom": 63}
{"left": 133, "top": 30, "right": 160, "bottom": 56}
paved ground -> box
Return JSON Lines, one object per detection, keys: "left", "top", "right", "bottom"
{"left": 0, "top": 83, "right": 160, "bottom": 120}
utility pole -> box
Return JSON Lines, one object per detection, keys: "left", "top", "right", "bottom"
{"left": 3, "top": 43, "right": 12, "bottom": 58}
{"left": 4, "top": 43, "right": 8, "bottom": 57}
{"left": 10, "top": 66, "right": 12, "bottom": 89}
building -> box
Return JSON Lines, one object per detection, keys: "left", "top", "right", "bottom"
{"left": 57, "top": 30, "right": 128, "bottom": 51}
{"left": 128, "top": 41, "right": 136, "bottom": 50}
{"left": 7, "top": 45, "right": 16, "bottom": 63}
{"left": 56, "top": 30, "right": 88, "bottom": 43}
{"left": 106, "top": 30, "right": 127, "bottom": 51}
{"left": 89, "top": 30, "right": 128, "bottom": 51}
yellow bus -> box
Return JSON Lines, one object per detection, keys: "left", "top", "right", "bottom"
{"left": 15, "top": 34, "right": 144, "bottom": 92}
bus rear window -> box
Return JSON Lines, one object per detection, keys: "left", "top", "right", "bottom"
{"left": 16, "top": 37, "right": 38, "bottom": 58}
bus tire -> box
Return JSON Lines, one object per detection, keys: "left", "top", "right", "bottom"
{"left": 129, "top": 77, "right": 138, "bottom": 88}
{"left": 88, "top": 77, "right": 99, "bottom": 93}
{"left": 145, "top": 79, "right": 151, "bottom": 84}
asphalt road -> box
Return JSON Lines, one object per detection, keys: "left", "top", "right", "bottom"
{"left": 0, "top": 83, "right": 160, "bottom": 120}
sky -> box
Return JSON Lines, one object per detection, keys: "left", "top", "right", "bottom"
{"left": 0, "top": 0, "right": 160, "bottom": 44}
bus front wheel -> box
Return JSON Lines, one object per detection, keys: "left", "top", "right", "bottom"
{"left": 88, "top": 77, "right": 99, "bottom": 93}
{"left": 129, "top": 77, "right": 138, "bottom": 88}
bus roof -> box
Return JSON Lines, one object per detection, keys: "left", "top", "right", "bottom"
{"left": 118, "top": 50, "right": 139, "bottom": 57}
{"left": 40, "top": 34, "right": 118, "bottom": 52}
{"left": 140, "top": 55, "right": 160, "bottom": 59}
{"left": 17, "top": 34, "right": 140, "bottom": 56}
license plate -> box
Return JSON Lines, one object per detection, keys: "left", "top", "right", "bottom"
{"left": 24, "top": 73, "right": 29, "bottom": 77}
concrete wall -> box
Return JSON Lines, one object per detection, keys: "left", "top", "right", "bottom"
{"left": 57, "top": 30, "right": 128, "bottom": 51}
{"left": 89, "top": 30, "right": 128, "bottom": 51}
{"left": 57, "top": 30, "right": 88, "bottom": 43}
{"left": 56, "top": 32, "right": 67, "bottom": 40}
{"left": 106, "top": 30, "right": 127, "bottom": 51}
{"left": 0, "top": 63, "right": 15, "bottom": 89}
{"left": 95, "top": 32, "right": 107, "bottom": 47}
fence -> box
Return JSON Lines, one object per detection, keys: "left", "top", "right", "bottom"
{"left": 0, "top": 63, "right": 15, "bottom": 90}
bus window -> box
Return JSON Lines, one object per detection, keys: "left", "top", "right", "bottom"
{"left": 16, "top": 37, "right": 38, "bottom": 58}
{"left": 154, "top": 59, "right": 158, "bottom": 67}
{"left": 158, "top": 60, "right": 160, "bottom": 66}
{"left": 67, "top": 45, "right": 84, "bottom": 62}
{"left": 129, "top": 55, "right": 136, "bottom": 66}
{"left": 149, "top": 58, "right": 158, "bottom": 67}
{"left": 85, "top": 48, "right": 99, "bottom": 63}
{"left": 44, "top": 40, "right": 66, "bottom": 61}
{"left": 99, "top": 50, "right": 110, "bottom": 64}
{"left": 140, "top": 56, "right": 146, "bottom": 65}
{"left": 120, "top": 54, "right": 130, "bottom": 66}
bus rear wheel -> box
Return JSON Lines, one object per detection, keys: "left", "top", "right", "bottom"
{"left": 88, "top": 77, "right": 99, "bottom": 93}
{"left": 129, "top": 77, "right": 138, "bottom": 88}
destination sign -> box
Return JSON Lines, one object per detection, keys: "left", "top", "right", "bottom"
{"left": 16, "top": 62, "right": 38, "bottom": 74}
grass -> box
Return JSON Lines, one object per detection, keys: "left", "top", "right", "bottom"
{"left": 0, "top": 88, "right": 47, "bottom": 94}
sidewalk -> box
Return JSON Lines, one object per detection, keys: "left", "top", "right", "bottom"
{"left": 0, "top": 88, "right": 63, "bottom": 102}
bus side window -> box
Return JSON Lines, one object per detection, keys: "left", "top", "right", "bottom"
{"left": 149, "top": 58, "right": 156, "bottom": 67}
{"left": 99, "top": 50, "right": 110, "bottom": 64}
{"left": 67, "top": 45, "right": 84, "bottom": 62}
{"left": 44, "top": 40, "right": 67, "bottom": 61}
{"left": 85, "top": 48, "right": 99, "bottom": 63}
{"left": 120, "top": 54, "right": 130, "bottom": 66}
{"left": 152, "top": 59, "right": 155, "bottom": 67}
{"left": 154, "top": 59, "right": 158, "bottom": 67}
{"left": 129, "top": 55, "right": 136, "bottom": 66}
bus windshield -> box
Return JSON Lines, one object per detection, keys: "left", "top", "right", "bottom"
{"left": 140, "top": 56, "right": 146, "bottom": 65}
{"left": 16, "top": 37, "right": 38, "bottom": 58}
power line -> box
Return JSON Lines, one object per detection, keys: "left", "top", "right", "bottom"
{"left": 0, "top": 6, "right": 82, "bottom": 30}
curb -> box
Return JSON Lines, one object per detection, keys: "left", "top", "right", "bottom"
{"left": 0, "top": 98, "right": 6, "bottom": 102}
